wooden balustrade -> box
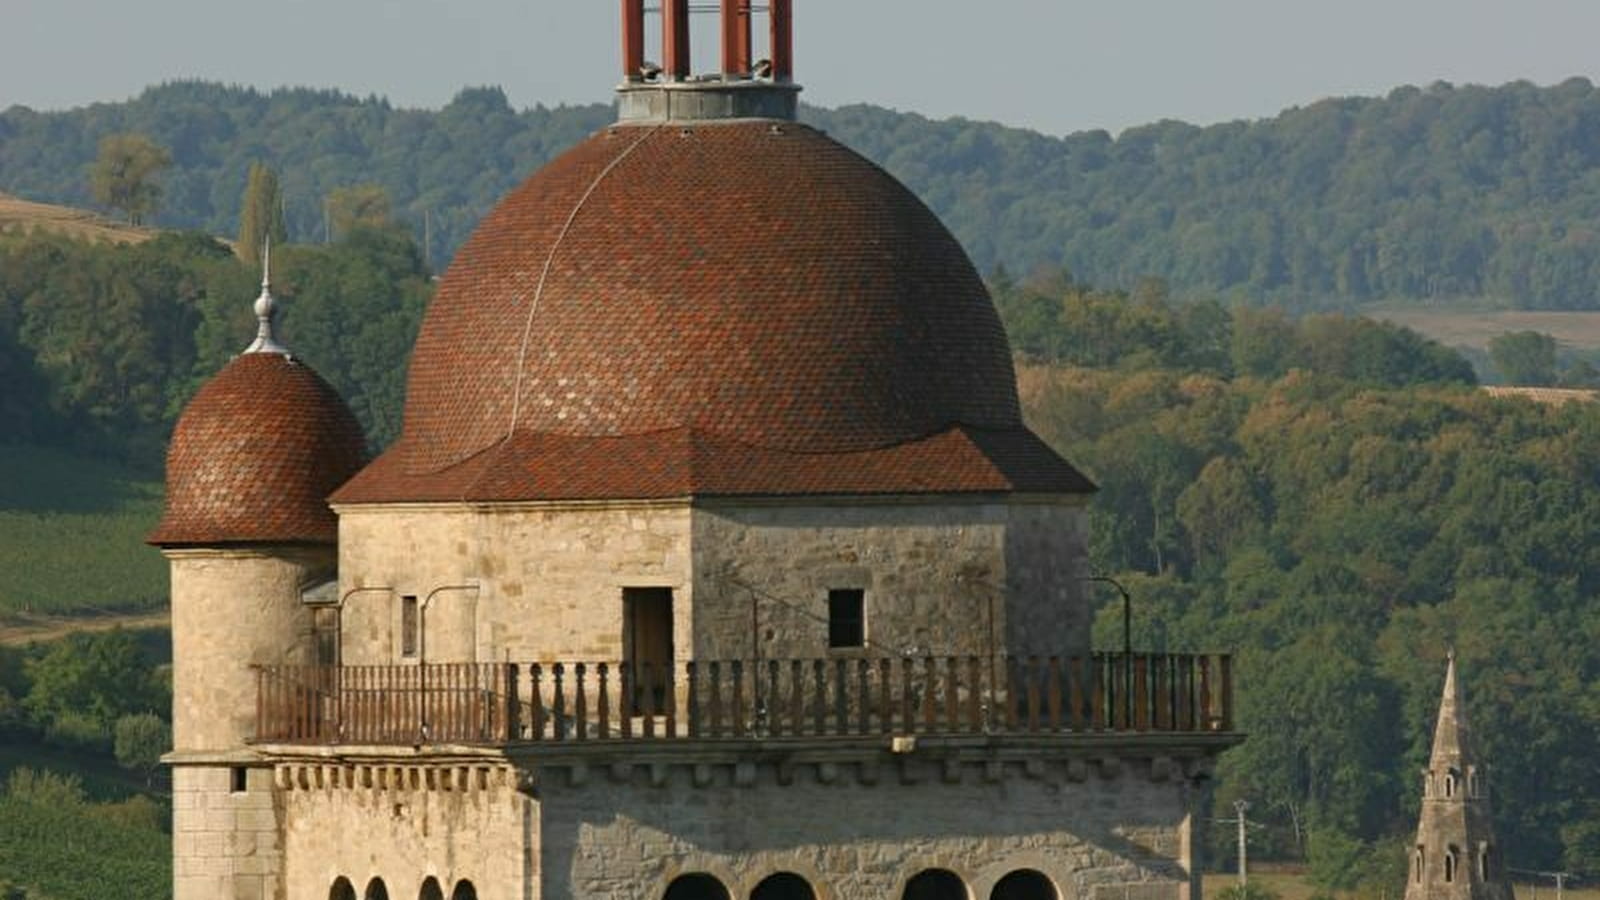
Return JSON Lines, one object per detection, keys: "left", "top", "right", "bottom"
{"left": 254, "top": 654, "right": 1232, "bottom": 747}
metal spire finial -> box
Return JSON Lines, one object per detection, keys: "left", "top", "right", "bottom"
{"left": 244, "top": 236, "right": 288, "bottom": 355}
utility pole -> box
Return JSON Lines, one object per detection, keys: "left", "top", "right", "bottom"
{"left": 1213, "top": 799, "right": 1255, "bottom": 894}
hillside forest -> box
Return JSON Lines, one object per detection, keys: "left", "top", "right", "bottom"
{"left": 2, "top": 81, "right": 1600, "bottom": 898}
{"left": 15, "top": 78, "right": 1600, "bottom": 308}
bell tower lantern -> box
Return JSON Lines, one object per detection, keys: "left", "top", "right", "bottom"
{"left": 616, "top": 0, "right": 800, "bottom": 122}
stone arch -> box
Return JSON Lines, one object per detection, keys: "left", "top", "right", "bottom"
{"left": 451, "top": 880, "right": 478, "bottom": 900}
{"left": 904, "top": 868, "right": 970, "bottom": 900}
{"left": 1478, "top": 844, "right": 1491, "bottom": 881}
{"left": 366, "top": 877, "right": 391, "bottom": 900}
{"left": 991, "top": 870, "right": 1058, "bottom": 900}
{"left": 751, "top": 872, "right": 817, "bottom": 900}
{"left": 1444, "top": 846, "right": 1459, "bottom": 883}
{"left": 331, "top": 877, "right": 357, "bottom": 900}
{"left": 420, "top": 877, "right": 444, "bottom": 900}
{"left": 1444, "top": 768, "right": 1458, "bottom": 798}
{"left": 666, "top": 873, "right": 733, "bottom": 900}
{"left": 1414, "top": 846, "right": 1425, "bottom": 883}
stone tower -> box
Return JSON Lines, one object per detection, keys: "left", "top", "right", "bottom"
{"left": 149, "top": 252, "right": 367, "bottom": 900}
{"left": 1404, "top": 654, "right": 1513, "bottom": 900}
{"left": 156, "top": 6, "right": 1244, "bottom": 899}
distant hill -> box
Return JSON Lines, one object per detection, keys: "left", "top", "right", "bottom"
{"left": 11, "top": 78, "right": 1600, "bottom": 309}
{"left": 0, "top": 190, "right": 155, "bottom": 245}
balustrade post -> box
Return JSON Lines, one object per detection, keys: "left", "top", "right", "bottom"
{"left": 686, "top": 661, "right": 699, "bottom": 738}
{"left": 1047, "top": 657, "right": 1063, "bottom": 731}
{"left": 1134, "top": 655, "right": 1150, "bottom": 731}
{"left": 597, "top": 663, "right": 612, "bottom": 740}
{"left": 708, "top": 661, "right": 723, "bottom": 737}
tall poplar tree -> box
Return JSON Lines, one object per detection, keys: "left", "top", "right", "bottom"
{"left": 236, "top": 162, "right": 287, "bottom": 264}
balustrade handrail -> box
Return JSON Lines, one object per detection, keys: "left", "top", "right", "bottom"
{"left": 254, "top": 653, "right": 1233, "bottom": 747}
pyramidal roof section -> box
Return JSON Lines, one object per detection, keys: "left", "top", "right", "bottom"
{"left": 1428, "top": 651, "right": 1471, "bottom": 766}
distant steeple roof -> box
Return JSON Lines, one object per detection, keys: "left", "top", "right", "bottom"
{"left": 1403, "top": 653, "right": 1512, "bottom": 900}
{"left": 244, "top": 237, "right": 287, "bottom": 355}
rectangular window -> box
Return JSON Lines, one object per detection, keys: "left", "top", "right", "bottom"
{"left": 827, "top": 589, "right": 865, "bottom": 649}
{"left": 401, "top": 595, "right": 419, "bottom": 658}
{"left": 230, "top": 766, "right": 249, "bottom": 794}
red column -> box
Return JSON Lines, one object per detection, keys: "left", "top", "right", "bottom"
{"left": 663, "top": 0, "right": 692, "bottom": 81}
{"left": 621, "top": 0, "right": 645, "bottom": 81}
{"left": 722, "top": 0, "right": 752, "bottom": 75}
{"left": 769, "top": 0, "right": 793, "bottom": 81}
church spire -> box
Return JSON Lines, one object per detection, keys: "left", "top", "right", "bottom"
{"left": 1404, "top": 653, "right": 1511, "bottom": 900}
{"left": 244, "top": 236, "right": 288, "bottom": 355}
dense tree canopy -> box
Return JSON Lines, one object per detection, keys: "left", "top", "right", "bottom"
{"left": 16, "top": 79, "right": 1600, "bottom": 307}
{"left": 1010, "top": 279, "right": 1599, "bottom": 877}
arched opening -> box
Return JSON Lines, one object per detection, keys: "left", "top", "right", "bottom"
{"left": 904, "top": 868, "right": 969, "bottom": 900}
{"left": 1414, "top": 846, "right": 1425, "bottom": 883}
{"left": 665, "top": 873, "right": 733, "bottom": 900}
{"left": 1478, "top": 846, "right": 1491, "bottom": 880}
{"left": 451, "top": 880, "right": 478, "bottom": 900}
{"left": 752, "top": 872, "right": 816, "bottom": 900}
{"left": 331, "top": 877, "right": 357, "bottom": 900}
{"left": 367, "top": 878, "right": 391, "bottom": 900}
{"left": 1444, "top": 770, "right": 1458, "bottom": 798}
{"left": 991, "top": 870, "right": 1058, "bottom": 900}
{"left": 420, "top": 877, "right": 444, "bottom": 900}
{"left": 1444, "top": 847, "right": 1458, "bottom": 884}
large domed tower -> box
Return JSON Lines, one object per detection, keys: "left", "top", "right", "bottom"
{"left": 201, "top": 6, "right": 1242, "bottom": 899}
{"left": 150, "top": 252, "right": 366, "bottom": 900}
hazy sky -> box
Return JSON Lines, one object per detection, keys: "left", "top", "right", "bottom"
{"left": 8, "top": 0, "right": 1600, "bottom": 135}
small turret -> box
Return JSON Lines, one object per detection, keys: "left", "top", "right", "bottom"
{"left": 150, "top": 247, "right": 365, "bottom": 900}
{"left": 1404, "top": 653, "right": 1513, "bottom": 900}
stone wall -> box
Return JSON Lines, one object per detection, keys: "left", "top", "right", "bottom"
{"left": 534, "top": 755, "right": 1198, "bottom": 900}
{"left": 277, "top": 760, "right": 534, "bottom": 900}
{"left": 166, "top": 547, "right": 331, "bottom": 751}
{"left": 333, "top": 497, "right": 1090, "bottom": 671}
{"left": 690, "top": 499, "right": 1091, "bottom": 661}
{"left": 172, "top": 764, "right": 282, "bottom": 900}
{"left": 335, "top": 502, "right": 694, "bottom": 666}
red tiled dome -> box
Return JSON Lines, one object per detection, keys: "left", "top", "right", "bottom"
{"left": 149, "top": 353, "right": 366, "bottom": 545}
{"left": 337, "top": 120, "right": 1092, "bottom": 502}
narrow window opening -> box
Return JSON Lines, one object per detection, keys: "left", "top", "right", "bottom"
{"left": 1479, "top": 846, "right": 1490, "bottom": 880}
{"left": 401, "top": 595, "right": 419, "bottom": 658}
{"left": 313, "top": 606, "right": 342, "bottom": 667}
{"left": 1444, "top": 771, "right": 1457, "bottom": 798}
{"left": 1415, "top": 846, "right": 1425, "bottom": 883}
{"left": 1444, "top": 848, "right": 1458, "bottom": 884}
{"left": 230, "top": 766, "right": 249, "bottom": 794}
{"left": 828, "top": 589, "right": 865, "bottom": 649}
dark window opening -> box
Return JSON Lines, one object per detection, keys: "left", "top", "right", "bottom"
{"left": 1479, "top": 847, "right": 1490, "bottom": 881}
{"left": 904, "top": 869, "right": 967, "bottom": 900}
{"left": 330, "top": 877, "right": 357, "bottom": 900}
{"left": 1415, "top": 846, "right": 1425, "bottom": 883}
{"left": 1444, "top": 848, "right": 1458, "bottom": 884}
{"left": 992, "top": 869, "right": 1057, "bottom": 900}
{"left": 401, "top": 595, "right": 419, "bottom": 658}
{"left": 365, "top": 878, "right": 390, "bottom": 900}
{"left": 313, "top": 606, "right": 341, "bottom": 666}
{"left": 664, "top": 873, "right": 731, "bottom": 900}
{"left": 828, "top": 589, "right": 865, "bottom": 649}
{"left": 624, "top": 587, "right": 675, "bottom": 715}
{"left": 230, "top": 766, "right": 248, "bottom": 794}
{"left": 450, "top": 880, "right": 478, "bottom": 900}
{"left": 752, "top": 872, "right": 816, "bottom": 900}
{"left": 420, "top": 877, "right": 445, "bottom": 900}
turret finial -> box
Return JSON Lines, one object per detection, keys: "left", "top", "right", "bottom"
{"left": 244, "top": 236, "right": 288, "bottom": 355}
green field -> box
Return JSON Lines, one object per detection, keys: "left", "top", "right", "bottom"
{"left": 1368, "top": 304, "right": 1600, "bottom": 351}
{"left": 0, "top": 445, "right": 167, "bottom": 617}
